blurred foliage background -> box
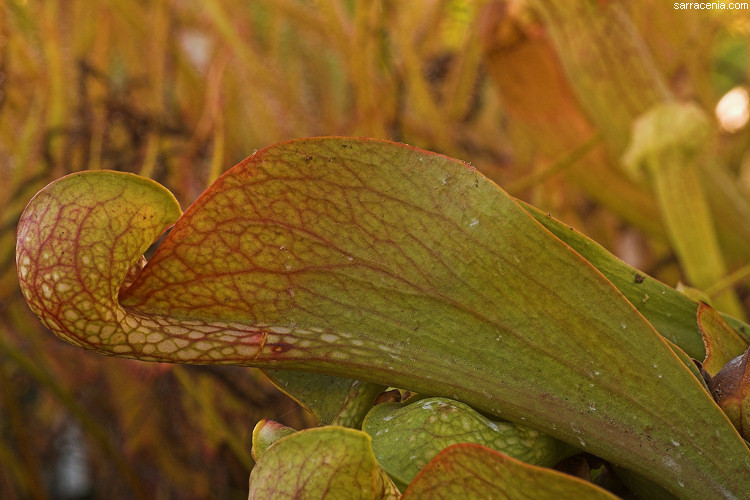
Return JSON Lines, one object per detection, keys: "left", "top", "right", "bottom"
{"left": 1, "top": 0, "right": 750, "bottom": 498}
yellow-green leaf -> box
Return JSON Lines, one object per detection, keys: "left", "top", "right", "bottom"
{"left": 401, "top": 443, "right": 618, "bottom": 500}
{"left": 247, "top": 426, "right": 399, "bottom": 499}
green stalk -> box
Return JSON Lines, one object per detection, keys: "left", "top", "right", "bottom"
{"left": 623, "top": 102, "right": 744, "bottom": 318}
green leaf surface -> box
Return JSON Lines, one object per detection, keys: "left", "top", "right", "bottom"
{"left": 247, "top": 426, "right": 399, "bottom": 500}
{"left": 16, "top": 138, "right": 750, "bottom": 498}
{"left": 612, "top": 466, "right": 680, "bottom": 500}
{"left": 362, "top": 397, "right": 576, "bottom": 489}
{"left": 400, "top": 443, "right": 618, "bottom": 500}
{"left": 329, "top": 380, "right": 387, "bottom": 429}
{"left": 263, "top": 369, "right": 385, "bottom": 427}
{"left": 261, "top": 370, "right": 363, "bottom": 425}
{"left": 697, "top": 302, "right": 749, "bottom": 377}
{"left": 662, "top": 338, "right": 709, "bottom": 391}
{"left": 521, "top": 200, "right": 750, "bottom": 356}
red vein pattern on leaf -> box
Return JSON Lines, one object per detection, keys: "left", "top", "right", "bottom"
{"left": 17, "top": 139, "right": 750, "bottom": 500}
{"left": 117, "top": 138, "right": 506, "bottom": 373}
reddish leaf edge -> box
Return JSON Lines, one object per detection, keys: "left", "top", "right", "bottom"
{"left": 401, "top": 443, "right": 619, "bottom": 500}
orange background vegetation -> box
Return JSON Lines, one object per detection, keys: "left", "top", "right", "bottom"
{"left": 1, "top": 1, "right": 749, "bottom": 498}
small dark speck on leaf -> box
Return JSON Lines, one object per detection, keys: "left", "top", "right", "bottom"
{"left": 634, "top": 273, "right": 645, "bottom": 284}
{"left": 546, "top": 213, "right": 551, "bottom": 218}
